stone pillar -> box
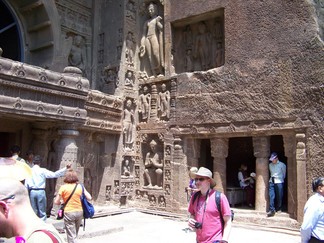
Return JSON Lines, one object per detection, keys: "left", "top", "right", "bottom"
{"left": 296, "top": 133, "right": 307, "bottom": 222}
{"left": 185, "top": 138, "right": 200, "bottom": 168}
{"left": 252, "top": 136, "right": 270, "bottom": 212}
{"left": 56, "top": 128, "right": 79, "bottom": 170}
{"left": 30, "top": 128, "right": 49, "bottom": 164}
{"left": 172, "top": 136, "right": 184, "bottom": 210}
{"left": 283, "top": 134, "right": 296, "bottom": 217}
{"left": 210, "top": 138, "right": 228, "bottom": 193}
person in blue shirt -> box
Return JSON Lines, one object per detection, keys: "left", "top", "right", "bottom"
{"left": 25, "top": 155, "right": 71, "bottom": 221}
{"left": 267, "top": 152, "right": 286, "bottom": 217}
{"left": 300, "top": 177, "right": 324, "bottom": 243}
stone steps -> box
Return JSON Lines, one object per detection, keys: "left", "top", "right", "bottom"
{"left": 232, "top": 208, "right": 301, "bottom": 232}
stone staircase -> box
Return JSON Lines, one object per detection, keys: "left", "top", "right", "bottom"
{"left": 232, "top": 208, "right": 301, "bottom": 232}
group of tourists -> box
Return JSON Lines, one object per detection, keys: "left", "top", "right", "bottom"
{"left": 0, "top": 145, "right": 92, "bottom": 243}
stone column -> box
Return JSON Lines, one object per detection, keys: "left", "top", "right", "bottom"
{"left": 252, "top": 136, "right": 270, "bottom": 212}
{"left": 56, "top": 128, "right": 79, "bottom": 170}
{"left": 283, "top": 134, "right": 296, "bottom": 217}
{"left": 30, "top": 128, "right": 49, "bottom": 164}
{"left": 296, "top": 133, "right": 307, "bottom": 222}
{"left": 185, "top": 138, "right": 200, "bottom": 168}
{"left": 210, "top": 138, "right": 228, "bottom": 193}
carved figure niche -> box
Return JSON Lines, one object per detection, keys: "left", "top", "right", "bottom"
{"left": 138, "top": 85, "right": 151, "bottom": 123}
{"left": 139, "top": 2, "right": 164, "bottom": 77}
{"left": 125, "top": 32, "right": 135, "bottom": 67}
{"left": 172, "top": 11, "right": 224, "bottom": 73}
{"left": 121, "top": 156, "right": 134, "bottom": 178}
{"left": 142, "top": 138, "right": 164, "bottom": 189}
{"left": 157, "top": 83, "right": 170, "bottom": 121}
{"left": 123, "top": 99, "right": 135, "bottom": 151}
{"left": 68, "top": 34, "right": 87, "bottom": 75}
{"left": 125, "top": 70, "right": 135, "bottom": 87}
{"left": 101, "top": 65, "right": 118, "bottom": 94}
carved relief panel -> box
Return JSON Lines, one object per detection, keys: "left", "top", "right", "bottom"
{"left": 172, "top": 10, "right": 224, "bottom": 73}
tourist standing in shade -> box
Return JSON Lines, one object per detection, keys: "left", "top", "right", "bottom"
{"left": 267, "top": 152, "right": 286, "bottom": 217}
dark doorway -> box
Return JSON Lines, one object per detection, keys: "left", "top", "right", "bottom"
{"left": 226, "top": 137, "right": 255, "bottom": 187}
{"left": 0, "top": 132, "right": 16, "bottom": 156}
{"left": 198, "top": 139, "right": 213, "bottom": 171}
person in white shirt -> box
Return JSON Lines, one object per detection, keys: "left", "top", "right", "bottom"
{"left": 25, "top": 155, "right": 71, "bottom": 221}
{"left": 300, "top": 177, "right": 324, "bottom": 243}
{"left": 267, "top": 152, "right": 286, "bottom": 217}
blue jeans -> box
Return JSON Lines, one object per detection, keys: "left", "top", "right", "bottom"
{"left": 29, "top": 189, "right": 47, "bottom": 221}
{"left": 269, "top": 182, "right": 284, "bottom": 212}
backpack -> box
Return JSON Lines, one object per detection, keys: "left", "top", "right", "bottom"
{"left": 80, "top": 184, "right": 95, "bottom": 230}
{"left": 192, "top": 190, "right": 234, "bottom": 231}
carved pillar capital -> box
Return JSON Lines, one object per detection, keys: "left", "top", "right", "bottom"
{"left": 210, "top": 138, "right": 228, "bottom": 159}
{"left": 56, "top": 128, "right": 79, "bottom": 170}
{"left": 252, "top": 136, "right": 270, "bottom": 158}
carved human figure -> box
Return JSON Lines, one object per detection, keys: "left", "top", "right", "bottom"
{"left": 123, "top": 99, "right": 135, "bottom": 150}
{"left": 101, "top": 67, "right": 118, "bottom": 94}
{"left": 144, "top": 139, "right": 163, "bottom": 188}
{"left": 139, "top": 2, "right": 164, "bottom": 77}
{"left": 125, "top": 32, "right": 135, "bottom": 66}
{"left": 138, "top": 85, "right": 151, "bottom": 122}
{"left": 125, "top": 70, "right": 134, "bottom": 87}
{"left": 68, "top": 35, "right": 86, "bottom": 74}
{"left": 183, "top": 25, "right": 193, "bottom": 51}
{"left": 193, "top": 22, "right": 211, "bottom": 70}
{"left": 122, "top": 159, "right": 131, "bottom": 177}
{"left": 157, "top": 83, "right": 170, "bottom": 120}
{"left": 185, "top": 49, "right": 194, "bottom": 72}
{"left": 215, "top": 42, "right": 224, "bottom": 67}
{"left": 126, "top": 0, "right": 136, "bottom": 21}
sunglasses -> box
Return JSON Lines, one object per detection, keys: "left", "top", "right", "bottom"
{"left": 195, "top": 178, "right": 207, "bottom": 182}
{"left": 0, "top": 194, "right": 15, "bottom": 201}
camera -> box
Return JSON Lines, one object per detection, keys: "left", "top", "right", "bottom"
{"left": 194, "top": 222, "right": 202, "bottom": 229}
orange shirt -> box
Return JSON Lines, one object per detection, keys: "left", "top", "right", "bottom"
{"left": 58, "top": 183, "right": 83, "bottom": 212}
